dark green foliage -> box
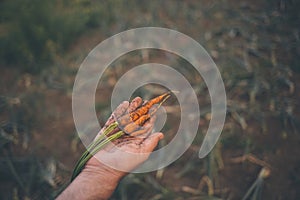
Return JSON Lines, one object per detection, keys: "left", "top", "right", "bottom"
{"left": 0, "top": 0, "right": 114, "bottom": 73}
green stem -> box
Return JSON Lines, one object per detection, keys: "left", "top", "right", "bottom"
{"left": 71, "top": 123, "right": 122, "bottom": 181}
{"left": 72, "top": 122, "right": 118, "bottom": 171}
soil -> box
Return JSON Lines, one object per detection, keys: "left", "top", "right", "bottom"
{"left": 1, "top": 0, "right": 300, "bottom": 199}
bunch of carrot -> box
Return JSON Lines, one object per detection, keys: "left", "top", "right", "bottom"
{"left": 71, "top": 91, "right": 171, "bottom": 181}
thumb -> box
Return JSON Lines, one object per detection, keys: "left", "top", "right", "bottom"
{"left": 141, "top": 132, "right": 164, "bottom": 153}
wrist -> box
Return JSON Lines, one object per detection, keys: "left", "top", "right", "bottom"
{"left": 84, "top": 156, "right": 127, "bottom": 183}
{"left": 56, "top": 158, "right": 124, "bottom": 200}
{"left": 81, "top": 163, "right": 122, "bottom": 188}
{"left": 77, "top": 158, "right": 124, "bottom": 199}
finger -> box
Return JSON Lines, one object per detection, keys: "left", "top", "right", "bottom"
{"left": 100, "top": 101, "right": 129, "bottom": 136}
{"left": 128, "top": 97, "right": 143, "bottom": 113}
{"left": 112, "top": 134, "right": 136, "bottom": 147}
{"left": 138, "top": 115, "right": 156, "bottom": 134}
{"left": 102, "top": 115, "right": 115, "bottom": 129}
{"left": 114, "top": 120, "right": 154, "bottom": 145}
{"left": 140, "top": 132, "right": 164, "bottom": 153}
{"left": 130, "top": 124, "right": 152, "bottom": 137}
{"left": 100, "top": 101, "right": 129, "bottom": 134}
{"left": 125, "top": 112, "right": 156, "bottom": 137}
{"left": 143, "top": 115, "right": 156, "bottom": 127}
{"left": 99, "top": 114, "right": 115, "bottom": 136}
{"left": 113, "top": 101, "right": 130, "bottom": 119}
{"left": 134, "top": 115, "right": 156, "bottom": 136}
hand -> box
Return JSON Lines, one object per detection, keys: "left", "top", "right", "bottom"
{"left": 88, "top": 97, "right": 163, "bottom": 176}
{"left": 57, "top": 97, "right": 164, "bottom": 200}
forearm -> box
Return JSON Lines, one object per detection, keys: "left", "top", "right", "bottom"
{"left": 56, "top": 162, "right": 123, "bottom": 200}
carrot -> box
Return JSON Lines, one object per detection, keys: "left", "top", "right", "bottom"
{"left": 123, "top": 114, "right": 150, "bottom": 133}
{"left": 123, "top": 93, "right": 170, "bottom": 134}
{"left": 117, "top": 92, "right": 170, "bottom": 127}
{"left": 129, "top": 92, "right": 171, "bottom": 121}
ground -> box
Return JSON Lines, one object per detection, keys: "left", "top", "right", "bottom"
{"left": 0, "top": 0, "right": 299, "bottom": 199}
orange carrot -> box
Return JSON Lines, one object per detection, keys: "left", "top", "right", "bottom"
{"left": 123, "top": 93, "right": 170, "bottom": 134}
{"left": 130, "top": 92, "right": 171, "bottom": 121}
{"left": 117, "top": 92, "right": 170, "bottom": 127}
{"left": 123, "top": 114, "right": 151, "bottom": 134}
